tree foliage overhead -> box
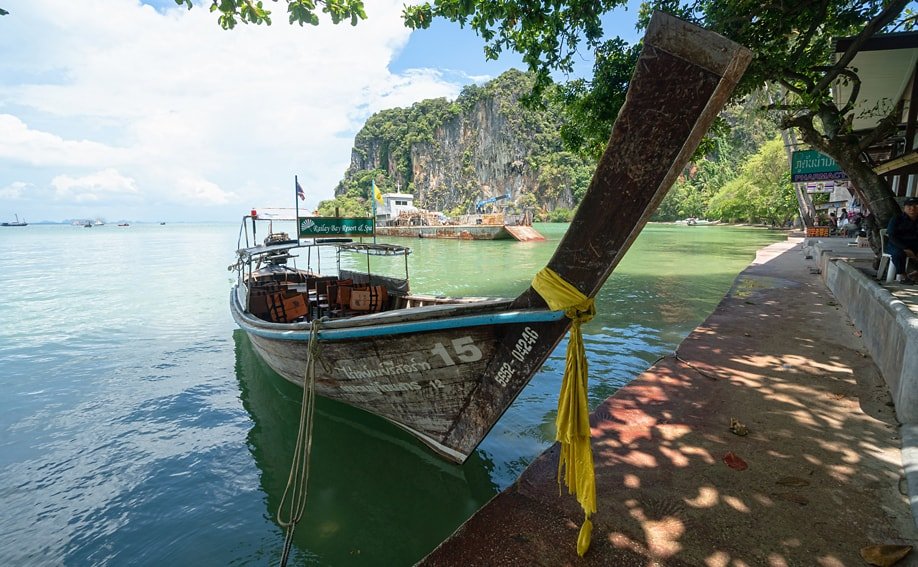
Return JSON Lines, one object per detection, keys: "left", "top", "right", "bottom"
{"left": 553, "top": 37, "right": 641, "bottom": 161}
{"left": 403, "top": 0, "right": 628, "bottom": 92}
{"left": 172, "top": 0, "right": 366, "bottom": 29}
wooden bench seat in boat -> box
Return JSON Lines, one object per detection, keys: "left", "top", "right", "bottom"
{"left": 348, "top": 285, "right": 388, "bottom": 313}
{"left": 266, "top": 292, "right": 308, "bottom": 323}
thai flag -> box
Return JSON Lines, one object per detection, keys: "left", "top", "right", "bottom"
{"left": 296, "top": 180, "right": 305, "bottom": 201}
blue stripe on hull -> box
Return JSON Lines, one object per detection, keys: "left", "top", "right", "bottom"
{"left": 235, "top": 307, "right": 565, "bottom": 342}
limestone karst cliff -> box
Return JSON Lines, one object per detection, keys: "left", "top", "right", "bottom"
{"left": 334, "top": 69, "right": 593, "bottom": 215}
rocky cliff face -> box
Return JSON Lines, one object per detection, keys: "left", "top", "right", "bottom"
{"left": 407, "top": 96, "right": 540, "bottom": 210}
{"left": 337, "top": 70, "right": 587, "bottom": 213}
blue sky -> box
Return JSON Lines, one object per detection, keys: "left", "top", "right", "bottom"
{"left": 0, "top": 0, "right": 640, "bottom": 223}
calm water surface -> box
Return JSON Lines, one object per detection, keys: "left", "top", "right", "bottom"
{"left": 0, "top": 222, "right": 785, "bottom": 565}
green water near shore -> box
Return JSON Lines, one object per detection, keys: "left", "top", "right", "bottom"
{"left": 0, "top": 222, "right": 784, "bottom": 565}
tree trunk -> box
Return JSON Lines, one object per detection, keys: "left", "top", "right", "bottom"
{"left": 794, "top": 122, "right": 900, "bottom": 257}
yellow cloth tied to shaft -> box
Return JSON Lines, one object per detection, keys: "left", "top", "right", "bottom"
{"left": 531, "top": 267, "right": 596, "bottom": 557}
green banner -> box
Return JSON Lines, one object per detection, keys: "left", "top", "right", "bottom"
{"left": 791, "top": 150, "right": 848, "bottom": 182}
{"left": 297, "top": 217, "right": 375, "bottom": 237}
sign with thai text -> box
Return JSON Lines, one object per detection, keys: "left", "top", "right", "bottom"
{"left": 791, "top": 150, "right": 848, "bottom": 182}
{"left": 298, "top": 217, "right": 375, "bottom": 237}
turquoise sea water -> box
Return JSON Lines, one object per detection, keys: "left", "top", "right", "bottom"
{"left": 0, "top": 222, "right": 784, "bottom": 565}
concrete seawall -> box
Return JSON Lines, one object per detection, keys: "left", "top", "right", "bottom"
{"left": 419, "top": 236, "right": 918, "bottom": 565}
{"left": 806, "top": 239, "right": 918, "bottom": 423}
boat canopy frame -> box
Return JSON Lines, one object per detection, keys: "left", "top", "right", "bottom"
{"left": 231, "top": 213, "right": 412, "bottom": 295}
{"left": 334, "top": 242, "right": 411, "bottom": 295}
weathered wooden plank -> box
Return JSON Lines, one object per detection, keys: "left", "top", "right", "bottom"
{"left": 524, "top": 13, "right": 751, "bottom": 303}
{"left": 444, "top": 12, "right": 752, "bottom": 456}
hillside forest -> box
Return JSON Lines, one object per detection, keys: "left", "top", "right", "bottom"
{"left": 318, "top": 69, "right": 803, "bottom": 225}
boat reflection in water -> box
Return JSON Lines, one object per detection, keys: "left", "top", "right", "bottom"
{"left": 233, "top": 330, "right": 498, "bottom": 564}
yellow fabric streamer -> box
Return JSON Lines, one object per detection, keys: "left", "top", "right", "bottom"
{"left": 531, "top": 267, "right": 596, "bottom": 557}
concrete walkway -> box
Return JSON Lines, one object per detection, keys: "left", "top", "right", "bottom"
{"left": 420, "top": 237, "right": 918, "bottom": 566}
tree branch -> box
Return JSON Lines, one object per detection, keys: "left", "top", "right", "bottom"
{"left": 778, "top": 76, "right": 811, "bottom": 97}
{"left": 788, "top": 2, "right": 828, "bottom": 63}
{"left": 857, "top": 101, "right": 904, "bottom": 151}
{"left": 811, "top": 0, "right": 911, "bottom": 96}
{"left": 887, "top": 13, "right": 918, "bottom": 33}
{"left": 823, "top": 66, "right": 861, "bottom": 116}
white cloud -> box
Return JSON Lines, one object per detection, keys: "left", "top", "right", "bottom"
{"left": 0, "top": 114, "right": 133, "bottom": 167}
{"left": 0, "top": 0, "right": 468, "bottom": 221}
{"left": 0, "top": 181, "right": 30, "bottom": 200}
{"left": 51, "top": 169, "right": 139, "bottom": 203}
{"left": 173, "top": 175, "right": 237, "bottom": 205}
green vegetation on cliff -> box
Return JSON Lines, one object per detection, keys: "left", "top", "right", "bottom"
{"left": 324, "top": 68, "right": 796, "bottom": 225}
{"left": 324, "top": 69, "right": 593, "bottom": 220}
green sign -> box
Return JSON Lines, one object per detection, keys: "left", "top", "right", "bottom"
{"left": 297, "top": 216, "right": 375, "bottom": 237}
{"left": 791, "top": 150, "right": 848, "bottom": 182}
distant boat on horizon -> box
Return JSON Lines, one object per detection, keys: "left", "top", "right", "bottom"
{"left": 1, "top": 214, "right": 28, "bottom": 227}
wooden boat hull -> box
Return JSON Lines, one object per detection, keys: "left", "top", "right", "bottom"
{"left": 232, "top": 290, "right": 569, "bottom": 462}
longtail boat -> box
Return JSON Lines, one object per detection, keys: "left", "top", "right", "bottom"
{"left": 229, "top": 11, "right": 751, "bottom": 463}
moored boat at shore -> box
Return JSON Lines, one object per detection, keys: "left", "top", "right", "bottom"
{"left": 229, "top": 12, "right": 751, "bottom": 463}
{"left": 376, "top": 206, "right": 544, "bottom": 241}
{"left": 375, "top": 221, "right": 544, "bottom": 241}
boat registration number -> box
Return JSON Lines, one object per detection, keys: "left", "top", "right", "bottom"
{"left": 496, "top": 327, "right": 539, "bottom": 387}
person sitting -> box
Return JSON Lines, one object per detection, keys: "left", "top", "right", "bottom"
{"left": 885, "top": 196, "right": 918, "bottom": 284}
{"left": 837, "top": 212, "right": 850, "bottom": 237}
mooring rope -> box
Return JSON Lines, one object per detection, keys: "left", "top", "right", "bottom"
{"left": 277, "top": 319, "right": 321, "bottom": 567}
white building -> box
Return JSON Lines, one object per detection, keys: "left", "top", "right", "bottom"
{"left": 376, "top": 192, "right": 416, "bottom": 222}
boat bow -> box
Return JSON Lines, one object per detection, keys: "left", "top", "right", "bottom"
{"left": 441, "top": 12, "right": 752, "bottom": 457}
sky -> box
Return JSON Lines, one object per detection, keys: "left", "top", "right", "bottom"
{"left": 0, "top": 0, "right": 641, "bottom": 223}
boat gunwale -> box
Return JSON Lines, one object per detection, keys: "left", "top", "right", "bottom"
{"left": 229, "top": 290, "right": 565, "bottom": 339}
